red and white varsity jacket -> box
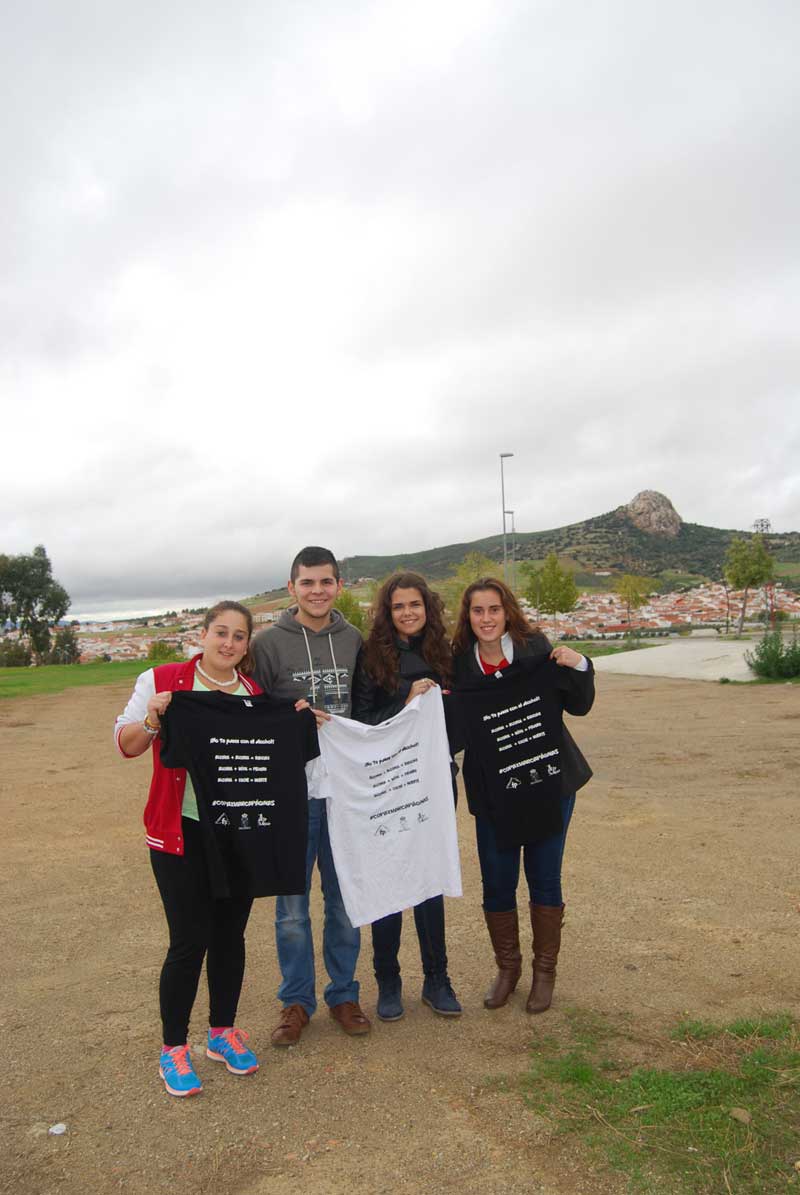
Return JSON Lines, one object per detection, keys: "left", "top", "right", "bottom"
{"left": 114, "top": 656, "right": 262, "bottom": 855}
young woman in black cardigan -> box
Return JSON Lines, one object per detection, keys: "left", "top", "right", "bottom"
{"left": 451, "top": 577, "right": 594, "bottom": 1014}
{"left": 351, "top": 572, "right": 461, "bottom": 1022}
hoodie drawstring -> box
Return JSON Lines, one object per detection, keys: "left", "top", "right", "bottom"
{"left": 300, "top": 627, "right": 342, "bottom": 706}
{"left": 328, "top": 634, "right": 342, "bottom": 702}
{"left": 300, "top": 625, "right": 317, "bottom": 705}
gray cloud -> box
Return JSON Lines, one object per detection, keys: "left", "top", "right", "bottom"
{"left": 3, "top": 0, "right": 799, "bottom": 612}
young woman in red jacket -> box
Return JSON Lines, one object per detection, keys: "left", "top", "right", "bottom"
{"left": 115, "top": 601, "right": 262, "bottom": 1097}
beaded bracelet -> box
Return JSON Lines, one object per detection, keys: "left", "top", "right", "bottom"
{"left": 142, "top": 717, "right": 160, "bottom": 735}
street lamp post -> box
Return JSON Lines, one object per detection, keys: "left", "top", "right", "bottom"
{"left": 500, "top": 453, "right": 514, "bottom": 581}
{"left": 505, "top": 509, "right": 516, "bottom": 591}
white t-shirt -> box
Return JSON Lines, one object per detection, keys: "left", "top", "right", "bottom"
{"left": 307, "top": 687, "right": 462, "bottom": 927}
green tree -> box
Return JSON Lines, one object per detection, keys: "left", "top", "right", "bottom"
{"left": 719, "top": 576, "right": 733, "bottom": 634}
{"left": 0, "top": 545, "right": 70, "bottom": 660}
{"left": 452, "top": 551, "right": 498, "bottom": 587}
{"left": 0, "top": 555, "right": 11, "bottom": 626}
{"left": 746, "top": 629, "right": 800, "bottom": 678}
{"left": 724, "top": 535, "right": 775, "bottom": 634}
{"left": 334, "top": 589, "right": 367, "bottom": 633}
{"left": 519, "top": 561, "right": 543, "bottom": 609}
{"left": 48, "top": 626, "right": 81, "bottom": 664}
{"left": 525, "top": 553, "right": 578, "bottom": 634}
{"left": 0, "top": 639, "right": 32, "bottom": 667}
{"left": 613, "top": 574, "right": 654, "bottom": 627}
{"left": 440, "top": 552, "right": 498, "bottom": 617}
{"left": 147, "top": 639, "right": 182, "bottom": 662}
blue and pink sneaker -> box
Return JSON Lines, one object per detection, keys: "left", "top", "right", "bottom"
{"left": 159, "top": 1044, "right": 203, "bottom": 1097}
{"left": 206, "top": 1027, "right": 259, "bottom": 1076}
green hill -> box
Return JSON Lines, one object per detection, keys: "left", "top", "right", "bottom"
{"left": 341, "top": 492, "right": 800, "bottom": 583}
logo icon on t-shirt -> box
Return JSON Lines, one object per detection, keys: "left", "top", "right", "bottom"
{"left": 215, "top": 813, "right": 231, "bottom": 826}
{"left": 506, "top": 776, "right": 522, "bottom": 790}
{"left": 239, "top": 812, "right": 251, "bottom": 830}
{"left": 257, "top": 813, "right": 271, "bottom": 827}
{"left": 529, "top": 768, "right": 542, "bottom": 784}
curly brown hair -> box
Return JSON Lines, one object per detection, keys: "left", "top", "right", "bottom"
{"left": 451, "top": 577, "right": 537, "bottom": 656}
{"left": 362, "top": 572, "right": 452, "bottom": 691}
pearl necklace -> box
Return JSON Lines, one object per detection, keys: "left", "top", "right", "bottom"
{"left": 196, "top": 660, "right": 240, "bottom": 688}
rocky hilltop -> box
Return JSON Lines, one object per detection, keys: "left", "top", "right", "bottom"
{"left": 342, "top": 492, "right": 800, "bottom": 581}
{"left": 619, "top": 490, "right": 682, "bottom": 538}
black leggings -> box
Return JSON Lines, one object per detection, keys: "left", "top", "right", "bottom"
{"left": 149, "top": 818, "right": 253, "bottom": 1047}
{"left": 371, "top": 895, "right": 448, "bottom": 982}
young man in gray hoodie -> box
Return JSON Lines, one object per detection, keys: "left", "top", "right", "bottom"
{"left": 251, "top": 546, "right": 369, "bottom": 1044}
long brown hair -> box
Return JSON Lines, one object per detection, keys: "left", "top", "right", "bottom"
{"left": 451, "top": 577, "right": 536, "bottom": 656}
{"left": 202, "top": 600, "right": 255, "bottom": 676}
{"left": 363, "top": 572, "right": 452, "bottom": 691}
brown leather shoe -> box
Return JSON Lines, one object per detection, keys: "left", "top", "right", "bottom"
{"left": 329, "top": 1001, "right": 372, "bottom": 1036}
{"left": 483, "top": 908, "right": 522, "bottom": 1009}
{"left": 526, "top": 903, "right": 564, "bottom": 1014}
{"left": 270, "top": 1003, "right": 309, "bottom": 1047}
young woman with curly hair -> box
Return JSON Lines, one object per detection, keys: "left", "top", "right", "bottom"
{"left": 351, "top": 572, "right": 461, "bottom": 1022}
{"left": 451, "top": 577, "right": 594, "bottom": 1016}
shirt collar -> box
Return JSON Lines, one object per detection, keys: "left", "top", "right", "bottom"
{"left": 473, "top": 632, "right": 514, "bottom": 667}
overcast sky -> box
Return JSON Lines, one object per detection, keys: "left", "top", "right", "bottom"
{"left": 3, "top": 0, "right": 798, "bottom": 616}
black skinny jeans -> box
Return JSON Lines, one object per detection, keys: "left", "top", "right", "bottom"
{"left": 149, "top": 817, "right": 253, "bottom": 1047}
{"left": 371, "top": 894, "right": 447, "bottom": 983}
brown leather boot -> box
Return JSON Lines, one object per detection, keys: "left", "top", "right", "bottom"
{"left": 526, "top": 903, "right": 564, "bottom": 1014}
{"left": 482, "top": 908, "right": 522, "bottom": 1009}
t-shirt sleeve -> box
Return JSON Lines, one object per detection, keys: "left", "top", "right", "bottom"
{"left": 299, "top": 706, "right": 320, "bottom": 763}
{"left": 158, "top": 703, "right": 185, "bottom": 768}
{"left": 551, "top": 657, "right": 595, "bottom": 716}
{"left": 442, "top": 691, "right": 466, "bottom": 755}
{"left": 305, "top": 754, "right": 329, "bottom": 800}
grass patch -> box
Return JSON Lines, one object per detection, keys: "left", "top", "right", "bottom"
{"left": 670, "top": 1019, "right": 719, "bottom": 1042}
{"left": 718, "top": 675, "right": 800, "bottom": 686}
{"left": 517, "top": 1009, "right": 800, "bottom": 1193}
{"left": 0, "top": 660, "right": 147, "bottom": 699}
{"left": 658, "top": 571, "right": 711, "bottom": 590}
{"left": 671, "top": 1013, "right": 794, "bottom": 1043}
{"left": 774, "top": 561, "right": 800, "bottom": 579}
{"left": 569, "top": 640, "right": 658, "bottom": 659}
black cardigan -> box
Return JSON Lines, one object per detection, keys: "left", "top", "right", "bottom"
{"left": 451, "top": 632, "right": 594, "bottom": 820}
{"left": 350, "top": 634, "right": 441, "bottom": 725}
{"left": 351, "top": 635, "right": 459, "bottom": 803}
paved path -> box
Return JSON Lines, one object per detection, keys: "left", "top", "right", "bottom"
{"left": 591, "top": 636, "right": 755, "bottom": 681}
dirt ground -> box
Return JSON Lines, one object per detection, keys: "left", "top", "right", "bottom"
{"left": 1, "top": 675, "right": 798, "bottom": 1195}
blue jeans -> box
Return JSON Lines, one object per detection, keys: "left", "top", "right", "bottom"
{"left": 275, "top": 798, "right": 361, "bottom": 1016}
{"left": 475, "top": 794, "right": 576, "bottom": 911}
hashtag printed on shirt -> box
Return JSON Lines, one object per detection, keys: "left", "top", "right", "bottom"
{"left": 160, "top": 691, "right": 319, "bottom": 897}
{"left": 306, "top": 687, "right": 462, "bottom": 927}
{"left": 445, "top": 658, "right": 570, "bottom": 849}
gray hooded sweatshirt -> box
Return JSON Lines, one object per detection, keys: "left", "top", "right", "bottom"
{"left": 251, "top": 607, "right": 363, "bottom": 717}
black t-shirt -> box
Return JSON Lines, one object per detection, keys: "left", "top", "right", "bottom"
{"left": 160, "top": 691, "right": 319, "bottom": 897}
{"left": 446, "top": 658, "right": 566, "bottom": 848}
